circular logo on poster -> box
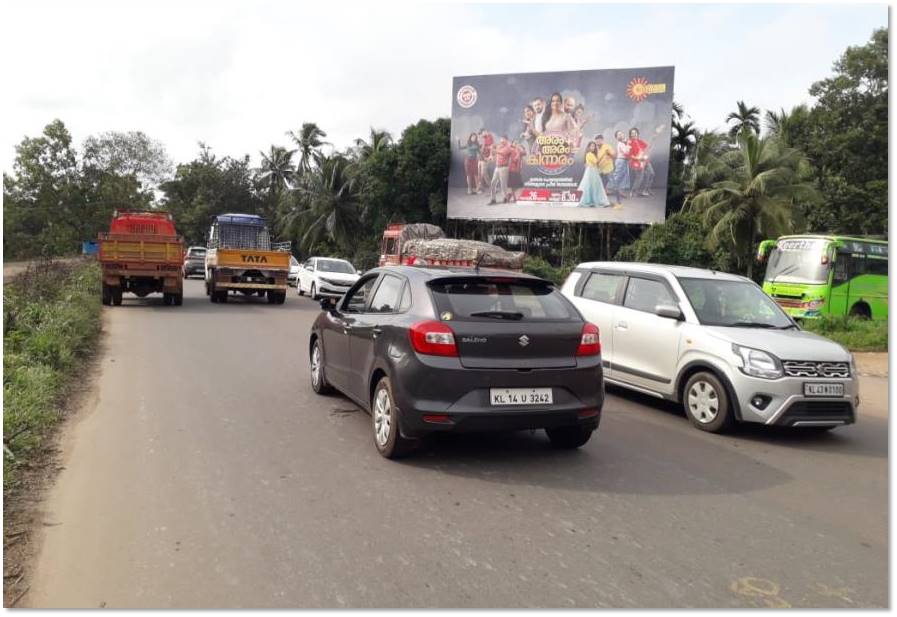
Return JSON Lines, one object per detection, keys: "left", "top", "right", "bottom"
{"left": 456, "top": 84, "right": 477, "bottom": 109}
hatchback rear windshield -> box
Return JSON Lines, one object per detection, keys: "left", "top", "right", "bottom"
{"left": 428, "top": 277, "right": 573, "bottom": 321}
{"left": 188, "top": 248, "right": 206, "bottom": 257}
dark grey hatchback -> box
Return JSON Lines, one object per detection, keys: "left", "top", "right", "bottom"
{"left": 309, "top": 266, "right": 604, "bottom": 458}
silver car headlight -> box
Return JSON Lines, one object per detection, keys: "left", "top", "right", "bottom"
{"left": 732, "top": 344, "right": 783, "bottom": 379}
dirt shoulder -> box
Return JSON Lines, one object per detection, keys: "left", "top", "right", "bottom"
{"left": 854, "top": 352, "right": 888, "bottom": 378}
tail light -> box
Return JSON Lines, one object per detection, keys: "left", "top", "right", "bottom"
{"left": 576, "top": 323, "right": 601, "bottom": 356}
{"left": 409, "top": 320, "right": 458, "bottom": 357}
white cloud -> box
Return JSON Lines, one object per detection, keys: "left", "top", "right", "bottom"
{"left": 0, "top": 1, "right": 886, "bottom": 174}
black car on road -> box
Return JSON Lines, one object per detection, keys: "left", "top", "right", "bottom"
{"left": 309, "top": 266, "right": 604, "bottom": 458}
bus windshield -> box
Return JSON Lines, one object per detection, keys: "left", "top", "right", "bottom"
{"left": 765, "top": 238, "right": 831, "bottom": 284}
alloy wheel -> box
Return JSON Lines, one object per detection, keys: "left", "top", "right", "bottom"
{"left": 311, "top": 345, "right": 322, "bottom": 389}
{"left": 373, "top": 387, "right": 392, "bottom": 447}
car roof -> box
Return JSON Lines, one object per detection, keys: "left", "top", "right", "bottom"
{"left": 371, "top": 265, "right": 544, "bottom": 281}
{"left": 574, "top": 261, "right": 749, "bottom": 282}
{"left": 311, "top": 256, "right": 351, "bottom": 263}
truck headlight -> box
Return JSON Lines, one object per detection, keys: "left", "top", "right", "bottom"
{"left": 733, "top": 344, "right": 783, "bottom": 379}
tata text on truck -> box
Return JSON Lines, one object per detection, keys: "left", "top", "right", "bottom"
{"left": 204, "top": 213, "right": 290, "bottom": 304}
{"left": 379, "top": 223, "right": 524, "bottom": 270}
{"left": 757, "top": 234, "right": 888, "bottom": 319}
{"left": 98, "top": 210, "right": 185, "bottom": 306}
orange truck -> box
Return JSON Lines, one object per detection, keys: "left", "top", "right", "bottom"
{"left": 98, "top": 210, "right": 185, "bottom": 306}
{"left": 204, "top": 213, "right": 290, "bottom": 304}
{"left": 378, "top": 223, "right": 525, "bottom": 270}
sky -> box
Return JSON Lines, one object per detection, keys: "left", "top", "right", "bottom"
{"left": 0, "top": 2, "right": 888, "bottom": 174}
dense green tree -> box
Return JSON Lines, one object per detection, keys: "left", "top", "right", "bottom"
{"left": 689, "top": 131, "right": 820, "bottom": 278}
{"left": 160, "top": 145, "right": 265, "bottom": 245}
{"left": 392, "top": 118, "right": 451, "bottom": 224}
{"left": 615, "top": 211, "right": 735, "bottom": 271}
{"left": 81, "top": 131, "right": 173, "bottom": 191}
{"left": 794, "top": 28, "right": 888, "bottom": 235}
{"left": 726, "top": 100, "right": 761, "bottom": 140}
{"left": 3, "top": 120, "right": 84, "bottom": 257}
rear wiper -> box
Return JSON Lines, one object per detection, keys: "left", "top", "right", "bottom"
{"left": 470, "top": 311, "right": 524, "bottom": 320}
{"left": 727, "top": 321, "right": 778, "bottom": 328}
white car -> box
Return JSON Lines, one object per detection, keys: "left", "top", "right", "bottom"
{"left": 297, "top": 257, "right": 360, "bottom": 300}
{"left": 561, "top": 262, "right": 857, "bottom": 433}
{"left": 287, "top": 256, "right": 301, "bottom": 286}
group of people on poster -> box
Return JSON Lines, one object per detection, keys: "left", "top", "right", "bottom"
{"left": 457, "top": 130, "right": 527, "bottom": 205}
{"left": 578, "top": 128, "right": 656, "bottom": 208}
{"left": 457, "top": 91, "right": 656, "bottom": 208}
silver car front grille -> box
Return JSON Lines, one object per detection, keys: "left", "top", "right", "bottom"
{"left": 782, "top": 361, "right": 850, "bottom": 378}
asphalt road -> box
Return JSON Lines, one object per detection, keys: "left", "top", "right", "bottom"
{"left": 26, "top": 279, "right": 888, "bottom": 608}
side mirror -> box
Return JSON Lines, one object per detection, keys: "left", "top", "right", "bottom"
{"left": 320, "top": 296, "right": 335, "bottom": 311}
{"left": 655, "top": 304, "right": 683, "bottom": 320}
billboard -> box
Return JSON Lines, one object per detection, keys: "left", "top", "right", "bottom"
{"left": 448, "top": 67, "right": 675, "bottom": 224}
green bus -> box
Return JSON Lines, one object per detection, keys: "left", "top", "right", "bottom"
{"left": 757, "top": 234, "right": 888, "bottom": 320}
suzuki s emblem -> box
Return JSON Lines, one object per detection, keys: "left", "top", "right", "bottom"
{"left": 518, "top": 335, "right": 530, "bottom": 347}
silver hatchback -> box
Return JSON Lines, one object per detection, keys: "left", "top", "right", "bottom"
{"left": 562, "top": 262, "right": 858, "bottom": 433}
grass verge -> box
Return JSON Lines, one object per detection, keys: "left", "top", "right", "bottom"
{"left": 3, "top": 258, "right": 102, "bottom": 488}
{"left": 801, "top": 315, "right": 888, "bottom": 352}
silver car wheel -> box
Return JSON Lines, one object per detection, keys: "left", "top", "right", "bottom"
{"left": 373, "top": 387, "right": 392, "bottom": 447}
{"left": 687, "top": 380, "right": 720, "bottom": 424}
{"left": 311, "top": 344, "right": 322, "bottom": 389}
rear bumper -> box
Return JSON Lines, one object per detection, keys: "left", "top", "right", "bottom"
{"left": 217, "top": 282, "right": 287, "bottom": 291}
{"left": 390, "top": 354, "right": 604, "bottom": 438}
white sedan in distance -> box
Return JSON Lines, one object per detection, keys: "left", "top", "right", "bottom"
{"left": 297, "top": 257, "right": 360, "bottom": 300}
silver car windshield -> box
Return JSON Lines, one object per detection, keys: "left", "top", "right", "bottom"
{"left": 764, "top": 239, "right": 831, "bottom": 284}
{"left": 679, "top": 278, "right": 793, "bottom": 328}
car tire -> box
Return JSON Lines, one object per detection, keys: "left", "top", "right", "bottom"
{"left": 111, "top": 287, "right": 123, "bottom": 306}
{"left": 683, "top": 371, "right": 734, "bottom": 433}
{"left": 310, "top": 283, "right": 318, "bottom": 301}
{"left": 163, "top": 293, "right": 173, "bottom": 305}
{"left": 310, "top": 339, "right": 334, "bottom": 395}
{"left": 297, "top": 283, "right": 304, "bottom": 296}
{"left": 101, "top": 284, "right": 112, "bottom": 306}
{"left": 276, "top": 291, "right": 286, "bottom": 304}
{"left": 371, "top": 376, "right": 413, "bottom": 459}
{"left": 546, "top": 425, "right": 594, "bottom": 449}
{"left": 173, "top": 293, "right": 183, "bottom": 306}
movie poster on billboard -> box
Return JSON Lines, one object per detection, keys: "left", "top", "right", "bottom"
{"left": 448, "top": 67, "right": 675, "bottom": 224}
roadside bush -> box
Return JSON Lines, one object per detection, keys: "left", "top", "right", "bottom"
{"left": 801, "top": 316, "right": 888, "bottom": 352}
{"left": 3, "top": 259, "right": 102, "bottom": 485}
{"left": 523, "top": 256, "right": 573, "bottom": 286}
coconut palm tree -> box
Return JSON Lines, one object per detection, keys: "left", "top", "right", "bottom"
{"left": 354, "top": 128, "right": 392, "bottom": 161}
{"left": 285, "top": 154, "right": 359, "bottom": 253}
{"left": 257, "top": 145, "right": 296, "bottom": 194}
{"left": 689, "top": 131, "right": 819, "bottom": 277}
{"left": 726, "top": 100, "right": 761, "bottom": 140}
{"left": 287, "top": 123, "right": 330, "bottom": 176}
{"left": 671, "top": 119, "right": 698, "bottom": 162}
{"left": 764, "top": 104, "right": 810, "bottom": 148}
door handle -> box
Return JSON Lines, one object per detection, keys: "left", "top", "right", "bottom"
{"left": 615, "top": 321, "right": 628, "bottom": 330}
{"left": 343, "top": 323, "right": 353, "bottom": 333}
{"left": 372, "top": 327, "right": 382, "bottom": 339}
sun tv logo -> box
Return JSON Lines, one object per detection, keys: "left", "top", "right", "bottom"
{"left": 626, "top": 77, "right": 667, "bottom": 103}
{"left": 456, "top": 84, "right": 477, "bottom": 108}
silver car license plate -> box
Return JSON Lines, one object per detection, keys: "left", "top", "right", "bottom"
{"left": 490, "top": 388, "right": 553, "bottom": 406}
{"left": 804, "top": 382, "right": 844, "bottom": 397}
